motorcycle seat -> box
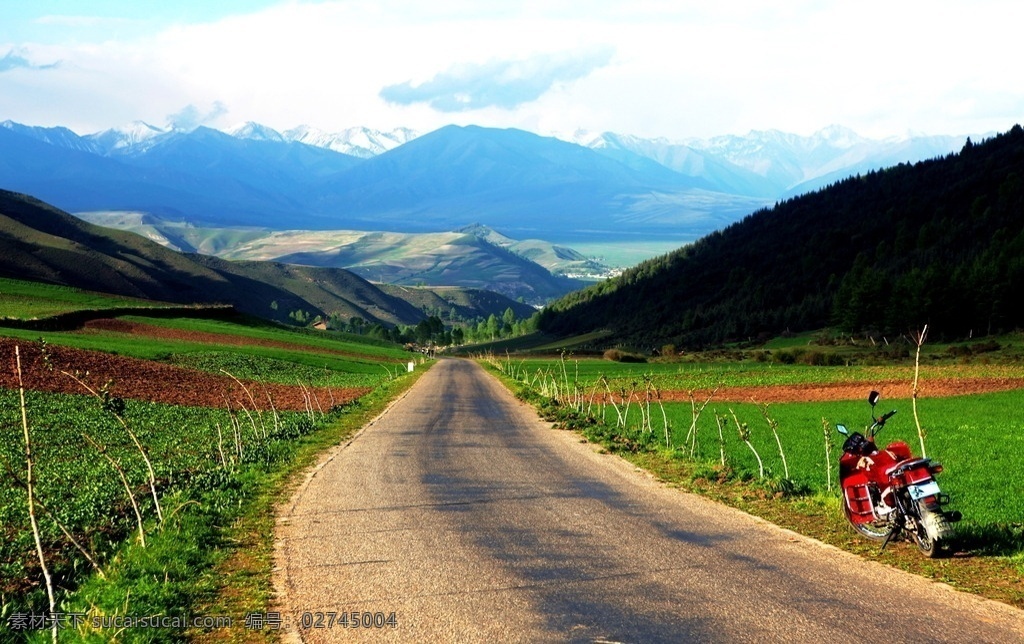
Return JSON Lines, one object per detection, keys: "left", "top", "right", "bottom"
{"left": 886, "top": 457, "right": 930, "bottom": 477}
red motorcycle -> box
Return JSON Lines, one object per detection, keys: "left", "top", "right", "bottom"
{"left": 836, "top": 391, "right": 961, "bottom": 557}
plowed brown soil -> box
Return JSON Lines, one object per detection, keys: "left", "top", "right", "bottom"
{"left": 1, "top": 338, "right": 368, "bottom": 411}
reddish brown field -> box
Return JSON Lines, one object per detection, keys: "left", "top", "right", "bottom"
{"left": 1, "top": 338, "right": 368, "bottom": 411}
{"left": 657, "top": 377, "right": 1024, "bottom": 403}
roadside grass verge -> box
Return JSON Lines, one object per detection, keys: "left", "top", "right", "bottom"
{"left": 482, "top": 361, "right": 1024, "bottom": 610}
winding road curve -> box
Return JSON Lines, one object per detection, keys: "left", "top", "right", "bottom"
{"left": 274, "top": 359, "right": 1024, "bottom": 643}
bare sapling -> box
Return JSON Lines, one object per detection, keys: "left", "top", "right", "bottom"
{"left": 15, "top": 347, "right": 58, "bottom": 640}
{"left": 238, "top": 401, "right": 261, "bottom": 442}
{"left": 657, "top": 392, "right": 671, "bottom": 449}
{"left": 821, "top": 417, "right": 835, "bottom": 492}
{"left": 911, "top": 324, "right": 928, "bottom": 458}
{"left": 224, "top": 398, "right": 243, "bottom": 460}
{"left": 600, "top": 376, "right": 624, "bottom": 428}
{"left": 296, "top": 380, "right": 315, "bottom": 421}
{"left": 221, "top": 369, "right": 266, "bottom": 437}
{"left": 642, "top": 375, "right": 655, "bottom": 434}
{"left": 686, "top": 387, "right": 719, "bottom": 458}
{"left": 260, "top": 380, "right": 281, "bottom": 432}
{"left": 620, "top": 383, "right": 635, "bottom": 431}
{"left": 730, "top": 408, "right": 764, "bottom": 479}
{"left": 714, "top": 411, "right": 729, "bottom": 467}
{"left": 61, "top": 370, "right": 164, "bottom": 523}
{"left": 310, "top": 387, "right": 325, "bottom": 419}
{"left": 214, "top": 422, "right": 228, "bottom": 467}
{"left": 82, "top": 432, "right": 146, "bottom": 547}
{"left": 758, "top": 402, "right": 789, "bottom": 480}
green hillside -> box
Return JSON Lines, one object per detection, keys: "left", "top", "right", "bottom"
{"left": 0, "top": 191, "right": 426, "bottom": 326}
{"left": 76, "top": 215, "right": 604, "bottom": 303}
{"left": 539, "top": 125, "right": 1024, "bottom": 347}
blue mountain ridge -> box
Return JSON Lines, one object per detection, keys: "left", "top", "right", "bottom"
{"left": 0, "top": 120, "right": 968, "bottom": 242}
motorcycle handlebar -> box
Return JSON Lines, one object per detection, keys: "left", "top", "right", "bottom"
{"left": 869, "top": 409, "right": 897, "bottom": 436}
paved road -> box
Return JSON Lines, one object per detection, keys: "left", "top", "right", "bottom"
{"left": 274, "top": 359, "right": 1024, "bottom": 643}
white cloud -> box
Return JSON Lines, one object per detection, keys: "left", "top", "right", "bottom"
{"left": 0, "top": 0, "right": 1021, "bottom": 139}
{"left": 380, "top": 47, "right": 615, "bottom": 112}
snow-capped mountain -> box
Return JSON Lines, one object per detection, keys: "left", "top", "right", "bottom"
{"left": 0, "top": 120, "right": 98, "bottom": 153}
{"left": 226, "top": 121, "right": 286, "bottom": 142}
{"left": 282, "top": 125, "right": 418, "bottom": 158}
{"left": 86, "top": 121, "right": 171, "bottom": 155}
{"left": 565, "top": 125, "right": 970, "bottom": 196}
{"left": 684, "top": 125, "right": 967, "bottom": 192}
{"left": 0, "top": 115, "right": 981, "bottom": 244}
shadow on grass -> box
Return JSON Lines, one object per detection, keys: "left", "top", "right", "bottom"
{"left": 956, "top": 522, "right": 1024, "bottom": 557}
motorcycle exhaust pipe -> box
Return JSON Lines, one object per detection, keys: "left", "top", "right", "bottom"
{"left": 945, "top": 510, "right": 963, "bottom": 522}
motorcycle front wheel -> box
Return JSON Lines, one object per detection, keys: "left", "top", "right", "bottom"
{"left": 843, "top": 501, "right": 893, "bottom": 541}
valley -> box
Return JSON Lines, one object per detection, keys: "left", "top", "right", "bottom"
{"left": 2, "top": 114, "right": 1022, "bottom": 640}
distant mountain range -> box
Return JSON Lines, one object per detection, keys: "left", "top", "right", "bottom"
{"left": 1, "top": 118, "right": 974, "bottom": 243}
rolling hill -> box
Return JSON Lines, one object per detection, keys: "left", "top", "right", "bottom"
{"left": 73, "top": 214, "right": 597, "bottom": 305}
{"left": 0, "top": 190, "right": 531, "bottom": 327}
{"left": 538, "top": 125, "right": 1024, "bottom": 348}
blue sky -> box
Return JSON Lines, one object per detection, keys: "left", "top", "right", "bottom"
{"left": 1, "top": 1, "right": 1022, "bottom": 140}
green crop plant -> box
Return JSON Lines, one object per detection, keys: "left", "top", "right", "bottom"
{"left": 61, "top": 370, "right": 165, "bottom": 525}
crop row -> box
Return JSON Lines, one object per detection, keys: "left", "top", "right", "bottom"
{"left": 0, "top": 382, "right": 343, "bottom": 617}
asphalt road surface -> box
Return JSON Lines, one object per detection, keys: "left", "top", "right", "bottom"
{"left": 274, "top": 359, "right": 1024, "bottom": 643}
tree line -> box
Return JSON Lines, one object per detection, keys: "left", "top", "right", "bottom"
{"left": 538, "top": 125, "right": 1024, "bottom": 347}
{"left": 324, "top": 306, "right": 537, "bottom": 346}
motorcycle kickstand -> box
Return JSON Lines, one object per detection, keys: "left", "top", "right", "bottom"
{"left": 879, "top": 522, "right": 903, "bottom": 553}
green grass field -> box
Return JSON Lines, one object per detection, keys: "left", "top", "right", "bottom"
{"left": 638, "top": 393, "right": 1024, "bottom": 529}
{"left": 0, "top": 277, "right": 174, "bottom": 319}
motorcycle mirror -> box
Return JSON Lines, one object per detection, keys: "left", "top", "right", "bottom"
{"left": 868, "top": 390, "right": 880, "bottom": 407}
{"left": 836, "top": 423, "right": 849, "bottom": 436}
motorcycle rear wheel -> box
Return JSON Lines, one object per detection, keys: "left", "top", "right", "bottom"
{"left": 913, "top": 509, "right": 952, "bottom": 558}
{"left": 843, "top": 502, "right": 893, "bottom": 541}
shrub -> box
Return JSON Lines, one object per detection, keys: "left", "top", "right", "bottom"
{"left": 602, "top": 349, "right": 647, "bottom": 363}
